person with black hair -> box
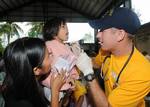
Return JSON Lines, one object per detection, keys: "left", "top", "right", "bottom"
{"left": 1, "top": 37, "right": 66, "bottom": 107}
{"left": 42, "top": 17, "right": 88, "bottom": 107}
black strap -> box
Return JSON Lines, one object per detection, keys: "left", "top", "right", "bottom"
{"left": 100, "top": 55, "right": 110, "bottom": 79}
{"left": 115, "top": 45, "right": 134, "bottom": 84}
{"left": 103, "top": 55, "right": 110, "bottom": 63}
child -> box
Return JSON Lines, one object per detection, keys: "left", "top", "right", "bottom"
{"left": 42, "top": 17, "right": 87, "bottom": 106}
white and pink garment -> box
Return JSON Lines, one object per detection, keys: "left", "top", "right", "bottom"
{"left": 42, "top": 40, "right": 79, "bottom": 90}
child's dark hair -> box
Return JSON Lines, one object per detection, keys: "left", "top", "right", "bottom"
{"left": 43, "top": 17, "right": 66, "bottom": 41}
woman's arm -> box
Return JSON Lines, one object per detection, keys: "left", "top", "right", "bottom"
{"left": 50, "top": 71, "right": 66, "bottom": 107}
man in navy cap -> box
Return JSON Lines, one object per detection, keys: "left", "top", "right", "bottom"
{"left": 76, "top": 7, "right": 150, "bottom": 107}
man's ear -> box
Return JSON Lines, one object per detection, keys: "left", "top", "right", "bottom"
{"left": 33, "top": 67, "right": 41, "bottom": 76}
{"left": 117, "top": 29, "right": 126, "bottom": 42}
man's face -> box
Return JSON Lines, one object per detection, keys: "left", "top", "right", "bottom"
{"left": 96, "top": 28, "right": 118, "bottom": 51}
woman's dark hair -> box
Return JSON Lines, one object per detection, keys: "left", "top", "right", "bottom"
{"left": 43, "top": 17, "right": 66, "bottom": 41}
{"left": 2, "top": 37, "right": 48, "bottom": 107}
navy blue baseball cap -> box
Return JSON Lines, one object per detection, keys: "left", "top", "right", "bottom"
{"left": 89, "top": 7, "right": 141, "bottom": 35}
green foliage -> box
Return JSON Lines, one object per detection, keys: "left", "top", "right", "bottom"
{"left": 27, "top": 22, "right": 44, "bottom": 37}
{"left": 0, "top": 22, "right": 23, "bottom": 44}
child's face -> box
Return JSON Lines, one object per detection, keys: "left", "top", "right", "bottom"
{"left": 56, "top": 23, "right": 69, "bottom": 42}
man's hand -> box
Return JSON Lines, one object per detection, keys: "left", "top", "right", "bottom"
{"left": 69, "top": 42, "right": 82, "bottom": 57}
{"left": 76, "top": 52, "right": 94, "bottom": 76}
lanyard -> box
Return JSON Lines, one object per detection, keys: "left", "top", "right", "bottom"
{"left": 113, "top": 45, "right": 134, "bottom": 89}
{"left": 100, "top": 56, "right": 110, "bottom": 80}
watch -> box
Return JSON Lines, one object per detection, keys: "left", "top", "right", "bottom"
{"left": 84, "top": 73, "right": 95, "bottom": 82}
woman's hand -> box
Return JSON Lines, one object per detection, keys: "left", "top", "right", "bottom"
{"left": 66, "top": 76, "right": 76, "bottom": 90}
{"left": 50, "top": 70, "right": 66, "bottom": 92}
{"left": 50, "top": 70, "right": 67, "bottom": 107}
